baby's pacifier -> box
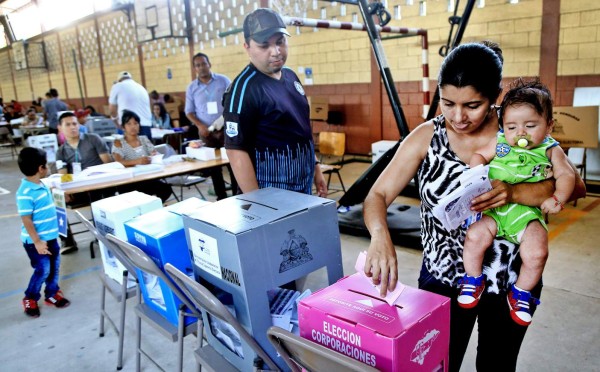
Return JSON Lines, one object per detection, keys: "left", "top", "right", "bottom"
{"left": 517, "top": 138, "right": 529, "bottom": 148}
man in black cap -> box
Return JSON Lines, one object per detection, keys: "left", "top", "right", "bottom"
{"left": 223, "top": 8, "right": 327, "bottom": 196}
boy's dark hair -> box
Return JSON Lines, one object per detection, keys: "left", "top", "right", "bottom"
{"left": 121, "top": 109, "right": 140, "bottom": 125}
{"left": 18, "top": 147, "right": 47, "bottom": 176}
{"left": 59, "top": 111, "right": 76, "bottom": 124}
{"left": 499, "top": 78, "right": 553, "bottom": 125}
{"left": 49, "top": 88, "right": 59, "bottom": 97}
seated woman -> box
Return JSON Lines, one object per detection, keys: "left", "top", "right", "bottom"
{"left": 111, "top": 109, "right": 172, "bottom": 203}
{"left": 151, "top": 102, "right": 172, "bottom": 129}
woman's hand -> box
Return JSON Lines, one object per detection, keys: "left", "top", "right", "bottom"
{"left": 364, "top": 234, "right": 398, "bottom": 297}
{"left": 471, "top": 179, "right": 513, "bottom": 212}
{"left": 137, "top": 156, "right": 151, "bottom": 165}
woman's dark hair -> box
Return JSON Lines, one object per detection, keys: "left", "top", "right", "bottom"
{"left": 438, "top": 42, "right": 504, "bottom": 103}
{"left": 18, "top": 147, "right": 47, "bottom": 176}
{"left": 499, "top": 77, "right": 553, "bottom": 125}
{"left": 84, "top": 105, "right": 97, "bottom": 114}
{"left": 153, "top": 102, "right": 168, "bottom": 121}
{"left": 121, "top": 109, "right": 140, "bottom": 126}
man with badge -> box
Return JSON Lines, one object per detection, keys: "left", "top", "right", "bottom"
{"left": 185, "top": 52, "right": 232, "bottom": 200}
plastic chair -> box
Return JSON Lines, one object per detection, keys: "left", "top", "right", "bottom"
{"left": 155, "top": 143, "right": 208, "bottom": 201}
{"left": 0, "top": 126, "right": 18, "bottom": 158}
{"left": 106, "top": 234, "right": 202, "bottom": 372}
{"left": 318, "top": 132, "right": 346, "bottom": 194}
{"left": 266, "top": 326, "right": 379, "bottom": 372}
{"left": 164, "top": 263, "right": 280, "bottom": 372}
{"left": 74, "top": 210, "right": 137, "bottom": 371}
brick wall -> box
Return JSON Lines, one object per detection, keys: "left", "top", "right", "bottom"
{"left": 0, "top": 0, "right": 599, "bottom": 155}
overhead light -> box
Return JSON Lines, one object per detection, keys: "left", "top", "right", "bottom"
{"left": 477, "top": 0, "right": 485, "bottom": 8}
{"left": 419, "top": 0, "right": 426, "bottom": 16}
{"left": 509, "top": 0, "right": 519, "bottom": 4}
{"left": 447, "top": 0, "right": 454, "bottom": 12}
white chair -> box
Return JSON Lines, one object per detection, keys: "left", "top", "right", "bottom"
{"left": 266, "top": 326, "right": 378, "bottom": 372}
{"left": 74, "top": 210, "right": 137, "bottom": 371}
{"left": 0, "top": 127, "right": 18, "bottom": 159}
{"left": 156, "top": 144, "right": 208, "bottom": 201}
{"left": 106, "top": 234, "right": 202, "bottom": 372}
{"left": 165, "top": 264, "right": 280, "bottom": 372}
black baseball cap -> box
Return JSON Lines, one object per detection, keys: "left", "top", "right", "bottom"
{"left": 243, "top": 8, "right": 290, "bottom": 44}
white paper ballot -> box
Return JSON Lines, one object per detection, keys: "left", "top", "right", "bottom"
{"left": 432, "top": 165, "right": 493, "bottom": 231}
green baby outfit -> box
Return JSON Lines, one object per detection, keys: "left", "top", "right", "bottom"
{"left": 484, "top": 131, "right": 558, "bottom": 243}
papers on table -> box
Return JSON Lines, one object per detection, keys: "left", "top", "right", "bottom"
{"left": 43, "top": 162, "right": 133, "bottom": 190}
{"left": 268, "top": 287, "right": 311, "bottom": 334}
{"left": 432, "top": 165, "right": 493, "bottom": 231}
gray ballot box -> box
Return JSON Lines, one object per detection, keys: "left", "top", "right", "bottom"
{"left": 183, "top": 187, "right": 344, "bottom": 371}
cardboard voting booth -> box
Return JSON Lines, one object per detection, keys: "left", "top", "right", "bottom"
{"left": 183, "top": 188, "right": 344, "bottom": 371}
{"left": 308, "top": 96, "right": 329, "bottom": 121}
{"left": 27, "top": 134, "right": 58, "bottom": 163}
{"left": 124, "top": 198, "right": 210, "bottom": 326}
{"left": 91, "top": 192, "right": 163, "bottom": 285}
{"left": 552, "top": 106, "right": 599, "bottom": 148}
{"left": 371, "top": 140, "right": 398, "bottom": 163}
{"left": 299, "top": 273, "right": 450, "bottom": 372}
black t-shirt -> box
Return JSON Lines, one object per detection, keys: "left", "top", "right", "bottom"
{"left": 223, "top": 64, "right": 314, "bottom": 194}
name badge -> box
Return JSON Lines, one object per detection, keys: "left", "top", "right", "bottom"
{"left": 72, "top": 162, "right": 82, "bottom": 175}
{"left": 207, "top": 101, "right": 218, "bottom": 115}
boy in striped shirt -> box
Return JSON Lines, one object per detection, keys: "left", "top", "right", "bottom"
{"left": 17, "top": 147, "right": 70, "bottom": 318}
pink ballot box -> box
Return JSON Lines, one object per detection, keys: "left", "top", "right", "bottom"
{"left": 298, "top": 273, "right": 450, "bottom": 371}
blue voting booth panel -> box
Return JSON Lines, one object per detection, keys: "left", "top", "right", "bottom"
{"left": 125, "top": 208, "right": 196, "bottom": 326}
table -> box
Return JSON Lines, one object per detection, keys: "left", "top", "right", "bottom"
{"left": 151, "top": 128, "right": 175, "bottom": 140}
{"left": 20, "top": 124, "right": 49, "bottom": 136}
{"left": 61, "top": 158, "right": 230, "bottom": 195}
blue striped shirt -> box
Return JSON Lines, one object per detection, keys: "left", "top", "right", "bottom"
{"left": 16, "top": 179, "right": 59, "bottom": 243}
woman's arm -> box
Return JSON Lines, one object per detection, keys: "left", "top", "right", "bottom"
{"left": 471, "top": 155, "right": 586, "bottom": 212}
{"left": 364, "top": 123, "right": 433, "bottom": 296}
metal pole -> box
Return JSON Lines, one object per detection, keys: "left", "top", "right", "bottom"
{"left": 426, "top": 0, "right": 476, "bottom": 120}
{"left": 72, "top": 49, "right": 85, "bottom": 107}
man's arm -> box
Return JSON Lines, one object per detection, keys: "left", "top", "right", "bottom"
{"left": 226, "top": 149, "right": 258, "bottom": 193}
{"left": 99, "top": 153, "right": 112, "bottom": 163}
{"left": 186, "top": 112, "right": 209, "bottom": 138}
{"left": 108, "top": 104, "right": 118, "bottom": 122}
{"left": 21, "top": 215, "right": 50, "bottom": 255}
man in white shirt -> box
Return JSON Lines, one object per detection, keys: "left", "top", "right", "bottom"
{"left": 108, "top": 71, "right": 153, "bottom": 139}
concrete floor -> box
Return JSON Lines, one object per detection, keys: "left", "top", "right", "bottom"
{"left": 0, "top": 153, "right": 599, "bottom": 371}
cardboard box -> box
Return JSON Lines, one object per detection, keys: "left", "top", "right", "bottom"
{"left": 371, "top": 140, "right": 398, "bottom": 163}
{"left": 183, "top": 188, "right": 344, "bottom": 371}
{"left": 552, "top": 106, "right": 599, "bottom": 148}
{"left": 91, "top": 191, "right": 163, "bottom": 285}
{"left": 27, "top": 134, "right": 58, "bottom": 163}
{"left": 308, "top": 96, "right": 329, "bottom": 121}
{"left": 124, "top": 198, "right": 210, "bottom": 326}
{"left": 299, "top": 273, "right": 450, "bottom": 372}
{"left": 186, "top": 146, "right": 217, "bottom": 161}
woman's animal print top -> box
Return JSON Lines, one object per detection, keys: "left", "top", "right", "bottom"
{"left": 417, "top": 115, "right": 521, "bottom": 294}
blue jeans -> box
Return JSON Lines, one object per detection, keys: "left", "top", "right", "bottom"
{"left": 24, "top": 239, "right": 61, "bottom": 301}
{"left": 418, "top": 262, "right": 542, "bottom": 372}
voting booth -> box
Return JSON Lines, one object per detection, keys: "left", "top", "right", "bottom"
{"left": 299, "top": 273, "right": 450, "bottom": 372}
{"left": 27, "top": 134, "right": 58, "bottom": 163}
{"left": 183, "top": 188, "right": 344, "bottom": 371}
{"left": 124, "top": 198, "right": 210, "bottom": 326}
{"left": 91, "top": 192, "right": 163, "bottom": 285}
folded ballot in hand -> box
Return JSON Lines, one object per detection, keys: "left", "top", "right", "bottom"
{"left": 432, "top": 165, "right": 493, "bottom": 231}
